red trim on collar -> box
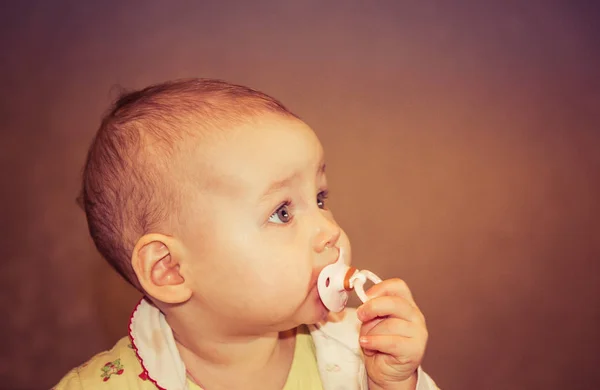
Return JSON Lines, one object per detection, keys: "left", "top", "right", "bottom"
{"left": 128, "top": 297, "right": 167, "bottom": 390}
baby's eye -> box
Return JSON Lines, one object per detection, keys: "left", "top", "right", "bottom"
{"left": 317, "top": 190, "right": 329, "bottom": 209}
{"left": 269, "top": 203, "right": 292, "bottom": 224}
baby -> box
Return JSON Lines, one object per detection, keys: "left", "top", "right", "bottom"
{"left": 54, "top": 79, "right": 440, "bottom": 390}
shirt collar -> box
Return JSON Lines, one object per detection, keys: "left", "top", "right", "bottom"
{"left": 128, "top": 297, "right": 362, "bottom": 390}
{"left": 129, "top": 298, "right": 188, "bottom": 390}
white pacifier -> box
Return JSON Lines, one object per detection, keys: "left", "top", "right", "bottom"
{"left": 317, "top": 248, "right": 383, "bottom": 312}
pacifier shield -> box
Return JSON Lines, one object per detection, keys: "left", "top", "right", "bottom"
{"left": 317, "top": 249, "right": 351, "bottom": 313}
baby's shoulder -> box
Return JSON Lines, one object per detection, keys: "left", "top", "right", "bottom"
{"left": 53, "top": 336, "right": 152, "bottom": 390}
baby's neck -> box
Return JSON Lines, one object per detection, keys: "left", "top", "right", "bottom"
{"left": 170, "top": 315, "right": 297, "bottom": 390}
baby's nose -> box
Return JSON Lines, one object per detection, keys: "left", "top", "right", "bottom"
{"left": 313, "top": 226, "right": 341, "bottom": 253}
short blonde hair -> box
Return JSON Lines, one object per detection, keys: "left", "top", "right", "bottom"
{"left": 79, "top": 78, "right": 298, "bottom": 289}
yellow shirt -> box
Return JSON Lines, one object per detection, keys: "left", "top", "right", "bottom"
{"left": 187, "top": 325, "right": 323, "bottom": 390}
{"left": 281, "top": 325, "right": 324, "bottom": 390}
{"left": 54, "top": 326, "right": 323, "bottom": 390}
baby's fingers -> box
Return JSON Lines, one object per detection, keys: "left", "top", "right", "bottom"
{"left": 359, "top": 334, "right": 422, "bottom": 362}
{"left": 360, "top": 317, "right": 416, "bottom": 339}
{"left": 366, "top": 278, "right": 416, "bottom": 306}
{"left": 357, "top": 295, "right": 423, "bottom": 324}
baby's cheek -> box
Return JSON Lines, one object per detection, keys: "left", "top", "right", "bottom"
{"left": 258, "top": 263, "right": 311, "bottom": 303}
{"left": 262, "top": 262, "right": 310, "bottom": 293}
{"left": 282, "top": 264, "right": 314, "bottom": 303}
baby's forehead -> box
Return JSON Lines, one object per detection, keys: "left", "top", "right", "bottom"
{"left": 179, "top": 116, "right": 324, "bottom": 197}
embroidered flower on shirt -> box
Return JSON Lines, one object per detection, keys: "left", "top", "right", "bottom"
{"left": 101, "top": 359, "right": 125, "bottom": 382}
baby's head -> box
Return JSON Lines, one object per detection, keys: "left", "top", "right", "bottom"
{"left": 81, "top": 78, "right": 350, "bottom": 332}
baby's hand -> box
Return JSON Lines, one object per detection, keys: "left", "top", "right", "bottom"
{"left": 357, "top": 278, "right": 428, "bottom": 390}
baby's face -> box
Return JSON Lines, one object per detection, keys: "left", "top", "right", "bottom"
{"left": 178, "top": 114, "right": 350, "bottom": 332}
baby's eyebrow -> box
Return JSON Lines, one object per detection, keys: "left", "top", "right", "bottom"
{"left": 318, "top": 163, "right": 326, "bottom": 174}
{"left": 260, "top": 172, "right": 301, "bottom": 201}
{"left": 259, "top": 162, "right": 326, "bottom": 201}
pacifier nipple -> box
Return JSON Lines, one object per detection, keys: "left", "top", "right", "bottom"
{"left": 317, "top": 248, "right": 382, "bottom": 313}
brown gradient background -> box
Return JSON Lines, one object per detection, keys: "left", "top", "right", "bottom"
{"left": 2, "top": 2, "right": 599, "bottom": 389}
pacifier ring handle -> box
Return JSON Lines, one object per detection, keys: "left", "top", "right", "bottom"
{"left": 360, "top": 270, "right": 383, "bottom": 285}
{"left": 351, "top": 270, "right": 383, "bottom": 303}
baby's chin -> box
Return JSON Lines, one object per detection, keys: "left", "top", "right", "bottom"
{"left": 305, "top": 300, "right": 330, "bottom": 325}
{"left": 261, "top": 288, "right": 328, "bottom": 331}
{"left": 292, "top": 284, "right": 330, "bottom": 325}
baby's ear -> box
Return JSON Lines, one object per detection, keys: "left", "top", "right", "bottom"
{"left": 131, "top": 234, "right": 192, "bottom": 304}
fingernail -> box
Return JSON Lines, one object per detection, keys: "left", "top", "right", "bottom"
{"left": 359, "top": 336, "right": 368, "bottom": 345}
{"left": 363, "top": 348, "right": 375, "bottom": 356}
